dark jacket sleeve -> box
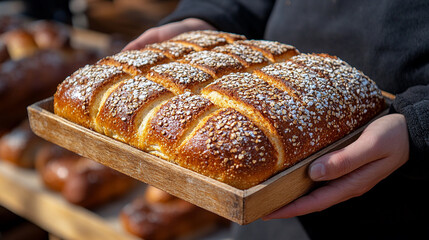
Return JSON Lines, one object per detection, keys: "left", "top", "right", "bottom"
{"left": 391, "top": 85, "right": 429, "bottom": 178}
{"left": 159, "top": 0, "right": 276, "bottom": 39}
{"left": 382, "top": 1, "right": 429, "bottom": 178}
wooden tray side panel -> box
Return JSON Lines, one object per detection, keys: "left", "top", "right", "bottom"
{"left": 28, "top": 98, "right": 244, "bottom": 223}
{"left": 243, "top": 164, "right": 314, "bottom": 224}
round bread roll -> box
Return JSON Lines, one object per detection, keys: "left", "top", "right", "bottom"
{"left": 2, "top": 29, "right": 38, "bottom": 60}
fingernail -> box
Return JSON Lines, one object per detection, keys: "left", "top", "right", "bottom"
{"left": 309, "top": 163, "right": 325, "bottom": 180}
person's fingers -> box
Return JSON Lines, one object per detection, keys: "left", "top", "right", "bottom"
{"left": 123, "top": 18, "right": 217, "bottom": 51}
{"left": 264, "top": 155, "right": 393, "bottom": 219}
{"left": 308, "top": 131, "right": 384, "bottom": 181}
{"left": 123, "top": 28, "right": 161, "bottom": 51}
{"left": 157, "top": 18, "right": 216, "bottom": 39}
{"left": 308, "top": 114, "right": 408, "bottom": 181}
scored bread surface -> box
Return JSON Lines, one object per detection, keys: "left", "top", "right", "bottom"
{"left": 54, "top": 30, "right": 384, "bottom": 189}
{"left": 54, "top": 64, "right": 129, "bottom": 129}
{"left": 179, "top": 50, "right": 245, "bottom": 78}
{"left": 144, "top": 41, "right": 195, "bottom": 60}
{"left": 98, "top": 50, "right": 169, "bottom": 76}
{"left": 144, "top": 92, "right": 217, "bottom": 160}
{"left": 94, "top": 75, "right": 174, "bottom": 145}
{"left": 146, "top": 62, "right": 213, "bottom": 94}
{"left": 212, "top": 43, "right": 270, "bottom": 72}
{"left": 235, "top": 40, "right": 300, "bottom": 62}
{"left": 177, "top": 108, "right": 278, "bottom": 189}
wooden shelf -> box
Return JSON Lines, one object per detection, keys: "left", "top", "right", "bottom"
{"left": 0, "top": 160, "right": 143, "bottom": 240}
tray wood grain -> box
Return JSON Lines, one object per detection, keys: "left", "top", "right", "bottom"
{"left": 27, "top": 93, "right": 392, "bottom": 225}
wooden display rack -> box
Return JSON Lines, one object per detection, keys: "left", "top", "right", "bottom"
{"left": 0, "top": 160, "right": 144, "bottom": 240}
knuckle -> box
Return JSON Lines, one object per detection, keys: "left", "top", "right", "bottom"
{"left": 360, "top": 130, "right": 385, "bottom": 155}
{"left": 327, "top": 151, "right": 352, "bottom": 176}
{"left": 347, "top": 176, "right": 372, "bottom": 198}
{"left": 352, "top": 186, "right": 368, "bottom": 197}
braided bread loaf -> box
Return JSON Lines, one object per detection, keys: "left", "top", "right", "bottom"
{"left": 54, "top": 30, "right": 385, "bottom": 189}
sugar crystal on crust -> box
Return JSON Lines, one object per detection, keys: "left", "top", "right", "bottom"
{"left": 148, "top": 62, "right": 212, "bottom": 88}
{"left": 145, "top": 41, "right": 194, "bottom": 59}
{"left": 59, "top": 64, "right": 126, "bottom": 114}
{"left": 180, "top": 51, "right": 244, "bottom": 77}
{"left": 213, "top": 43, "right": 269, "bottom": 66}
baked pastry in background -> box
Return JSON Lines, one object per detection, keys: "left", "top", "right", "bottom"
{"left": 0, "top": 41, "right": 9, "bottom": 64}
{"left": 0, "top": 16, "right": 23, "bottom": 34}
{"left": 1, "top": 29, "right": 38, "bottom": 60}
{"left": 0, "top": 118, "right": 137, "bottom": 208}
{"left": 0, "top": 49, "right": 98, "bottom": 131}
{"left": 120, "top": 186, "right": 228, "bottom": 240}
{"left": 35, "top": 145, "right": 137, "bottom": 208}
{"left": 0, "top": 120, "right": 50, "bottom": 168}
{"left": 0, "top": 18, "right": 100, "bottom": 133}
{"left": 28, "top": 20, "right": 71, "bottom": 50}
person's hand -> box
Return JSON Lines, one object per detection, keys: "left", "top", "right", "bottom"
{"left": 263, "top": 113, "right": 409, "bottom": 220}
{"left": 123, "top": 18, "right": 216, "bottom": 51}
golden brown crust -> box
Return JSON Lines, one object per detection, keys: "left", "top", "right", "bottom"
{"left": 144, "top": 92, "right": 216, "bottom": 159}
{"left": 54, "top": 64, "right": 129, "bottom": 129}
{"left": 192, "top": 30, "right": 247, "bottom": 43}
{"left": 255, "top": 62, "right": 346, "bottom": 141}
{"left": 177, "top": 108, "right": 278, "bottom": 189}
{"left": 97, "top": 50, "right": 169, "bottom": 76}
{"left": 202, "top": 72, "right": 326, "bottom": 169}
{"left": 146, "top": 62, "right": 213, "bottom": 94}
{"left": 144, "top": 41, "right": 194, "bottom": 60}
{"left": 95, "top": 75, "right": 173, "bottom": 144}
{"left": 212, "top": 43, "right": 269, "bottom": 71}
{"left": 254, "top": 53, "right": 385, "bottom": 138}
{"left": 290, "top": 54, "right": 385, "bottom": 124}
{"left": 236, "top": 40, "right": 299, "bottom": 62}
{"left": 179, "top": 50, "right": 244, "bottom": 78}
{"left": 169, "top": 30, "right": 243, "bottom": 50}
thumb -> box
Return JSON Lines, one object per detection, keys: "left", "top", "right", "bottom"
{"left": 123, "top": 18, "right": 217, "bottom": 51}
{"left": 308, "top": 130, "right": 384, "bottom": 181}
{"left": 123, "top": 28, "right": 161, "bottom": 51}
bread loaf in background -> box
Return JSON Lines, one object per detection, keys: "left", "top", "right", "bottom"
{"left": 120, "top": 186, "right": 227, "bottom": 240}
{"left": 0, "top": 120, "right": 51, "bottom": 168}
{"left": 54, "top": 30, "right": 385, "bottom": 189}
{"left": 35, "top": 145, "right": 137, "bottom": 208}
{"left": 0, "top": 18, "right": 99, "bottom": 132}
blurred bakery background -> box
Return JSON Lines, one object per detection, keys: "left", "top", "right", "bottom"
{"left": 0, "top": 0, "right": 233, "bottom": 239}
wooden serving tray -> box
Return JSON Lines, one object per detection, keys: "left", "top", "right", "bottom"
{"left": 27, "top": 94, "right": 393, "bottom": 225}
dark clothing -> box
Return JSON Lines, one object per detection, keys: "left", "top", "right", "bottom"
{"left": 22, "top": 0, "right": 72, "bottom": 24}
{"left": 162, "top": 0, "right": 429, "bottom": 239}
